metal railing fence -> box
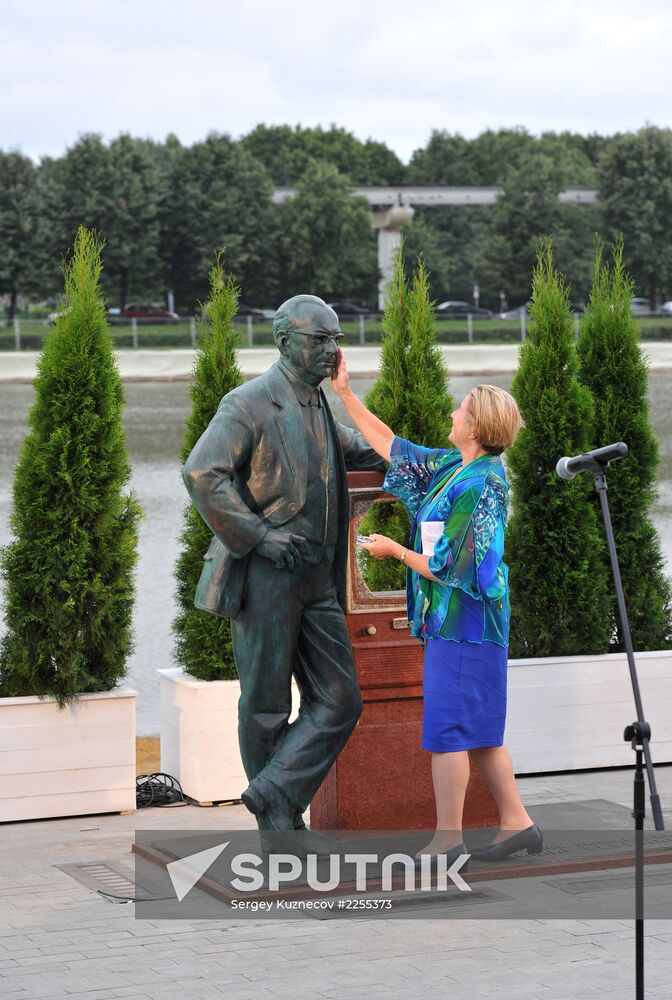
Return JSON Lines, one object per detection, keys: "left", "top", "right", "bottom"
{"left": 3, "top": 312, "right": 670, "bottom": 351}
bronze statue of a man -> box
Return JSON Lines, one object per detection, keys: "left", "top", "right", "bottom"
{"left": 182, "top": 295, "right": 386, "bottom": 842}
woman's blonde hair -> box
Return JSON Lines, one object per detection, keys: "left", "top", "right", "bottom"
{"left": 467, "top": 384, "right": 524, "bottom": 454}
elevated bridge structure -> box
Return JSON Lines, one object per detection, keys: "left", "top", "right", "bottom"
{"left": 272, "top": 186, "right": 598, "bottom": 308}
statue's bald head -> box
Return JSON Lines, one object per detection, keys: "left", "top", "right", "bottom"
{"left": 272, "top": 295, "right": 339, "bottom": 346}
{"left": 271, "top": 294, "right": 342, "bottom": 386}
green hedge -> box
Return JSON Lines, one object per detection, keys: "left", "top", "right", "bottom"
{"left": 506, "top": 240, "right": 611, "bottom": 658}
{"left": 171, "top": 256, "right": 244, "bottom": 681}
{"left": 578, "top": 240, "right": 672, "bottom": 651}
{"left": 358, "top": 249, "right": 454, "bottom": 593}
{"left": 0, "top": 229, "right": 142, "bottom": 704}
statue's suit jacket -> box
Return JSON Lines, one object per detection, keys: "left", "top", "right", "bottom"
{"left": 182, "top": 361, "right": 386, "bottom": 618}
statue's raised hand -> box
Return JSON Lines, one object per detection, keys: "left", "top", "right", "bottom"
{"left": 256, "top": 529, "right": 308, "bottom": 569}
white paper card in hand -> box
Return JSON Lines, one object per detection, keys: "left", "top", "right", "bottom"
{"left": 421, "top": 521, "right": 445, "bottom": 557}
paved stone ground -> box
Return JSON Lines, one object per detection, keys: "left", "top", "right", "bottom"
{"left": 1, "top": 766, "right": 671, "bottom": 999}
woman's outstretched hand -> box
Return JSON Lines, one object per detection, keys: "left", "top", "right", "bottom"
{"left": 331, "top": 347, "right": 351, "bottom": 397}
{"left": 329, "top": 347, "right": 395, "bottom": 462}
{"left": 360, "top": 533, "right": 399, "bottom": 560}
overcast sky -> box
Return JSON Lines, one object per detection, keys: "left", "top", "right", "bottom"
{"left": 3, "top": 0, "right": 671, "bottom": 164}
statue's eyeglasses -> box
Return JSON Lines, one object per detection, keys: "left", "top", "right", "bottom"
{"left": 293, "top": 331, "right": 344, "bottom": 346}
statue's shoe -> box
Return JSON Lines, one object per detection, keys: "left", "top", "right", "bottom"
{"left": 242, "top": 785, "right": 332, "bottom": 855}
{"left": 241, "top": 784, "right": 295, "bottom": 831}
{"left": 292, "top": 828, "right": 340, "bottom": 858}
{"left": 252, "top": 808, "right": 307, "bottom": 832}
{"left": 258, "top": 826, "right": 338, "bottom": 859}
{"left": 293, "top": 809, "right": 307, "bottom": 831}
{"left": 469, "top": 823, "right": 543, "bottom": 862}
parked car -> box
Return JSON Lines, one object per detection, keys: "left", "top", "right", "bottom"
{"left": 500, "top": 300, "right": 584, "bottom": 319}
{"left": 631, "top": 297, "right": 652, "bottom": 316}
{"left": 659, "top": 301, "right": 672, "bottom": 315}
{"left": 50, "top": 306, "right": 121, "bottom": 324}
{"left": 327, "top": 300, "right": 372, "bottom": 316}
{"left": 436, "top": 300, "right": 493, "bottom": 319}
{"left": 236, "top": 303, "right": 267, "bottom": 318}
{"left": 499, "top": 303, "right": 530, "bottom": 320}
{"left": 113, "top": 303, "right": 179, "bottom": 323}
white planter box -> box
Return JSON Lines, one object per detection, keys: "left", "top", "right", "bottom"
{"left": 158, "top": 667, "right": 300, "bottom": 805}
{"left": 506, "top": 650, "right": 672, "bottom": 773}
{"left": 159, "top": 650, "right": 672, "bottom": 802}
{"left": 0, "top": 686, "right": 137, "bottom": 822}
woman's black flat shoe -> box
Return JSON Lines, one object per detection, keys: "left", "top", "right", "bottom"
{"left": 414, "top": 842, "right": 470, "bottom": 872}
{"left": 469, "top": 823, "right": 543, "bottom": 862}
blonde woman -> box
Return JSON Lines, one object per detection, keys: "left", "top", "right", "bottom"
{"left": 332, "top": 352, "right": 542, "bottom": 865}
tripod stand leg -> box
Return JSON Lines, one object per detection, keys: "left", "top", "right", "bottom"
{"left": 593, "top": 473, "right": 662, "bottom": 1000}
{"left": 634, "top": 746, "right": 645, "bottom": 1000}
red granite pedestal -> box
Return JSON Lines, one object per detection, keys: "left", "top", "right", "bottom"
{"left": 311, "top": 472, "right": 501, "bottom": 832}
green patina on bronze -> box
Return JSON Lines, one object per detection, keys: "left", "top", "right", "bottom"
{"left": 182, "top": 295, "right": 386, "bottom": 846}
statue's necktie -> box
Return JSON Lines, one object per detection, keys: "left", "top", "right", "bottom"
{"left": 307, "top": 392, "right": 326, "bottom": 450}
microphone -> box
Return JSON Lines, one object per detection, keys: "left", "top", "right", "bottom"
{"left": 556, "top": 442, "right": 628, "bottom": 480}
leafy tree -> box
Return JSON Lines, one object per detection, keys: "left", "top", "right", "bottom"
{"left": 33, "top": 155, "right": 74, "bottom": 301}
{"left": 37, "top": 136, "right": 114, "bottom": 299}
{"left": 161, "top": 133, "right": 277, "bottom": 311}
{"left": 506, "top": 239, "right": 611, "bottom": 658}
{"left": 401, "top": 218, "right": 452, "bottom": 296}
{"left": 239, "top": 125, "right": 305, "bottom": 186}
{"left": 406, "top": 129, "right": 599, "bottom": 308}
{"left": 45, "top": 134, "right": 113, "bottom": 240}
{"left": 103, "top": 134, "right": 164, "bottom": 308}
{"left": 577, "top": 132, "right": 612, "bottom": 170}
{"left": 0, "top": 228, "right": 142, "bottom": 706}
{"left": 137, "top": 133, "right": 183, "bottom": 176}
{"left": 477, "top": 148, "right": 597, "bottom": 306}
{"left": 408, "top": 127, "right": 597, "bottom": 188}
{"left": 38, "top": 134, "right": 163, "bottom": 309}
{"left": 467, "top": 128, "right": 536, "bottom": 184}
{"left": 359, "top": 246, "right": 454, "bottom": 591}
{"left": 278, "top": 161, "right": 378, "bottom": 304}
{"left": 10, "top": 125, "right": 667, "bottom": 318}
{"left": 577, "top": 239, "right": 672, "bottom": 650}
{"left": 406, "top": 131, "right": 510, "bottom": 307}
{"left": 414, "top": 205, "right": 494, "bottom": 305}
{"left": 357, "top": 138, "right": 406, "bottom": 186}
{"left": 0, "top": 152, "right": 41, "bottom": 320}
{"left": 597, "top": 126, "right": 672, "bottom": 306}
{"left": 407, "top": 130, "right": 485, "bottom": 185}
{"left": 537, "top": 132, "right": 597, "bottom": 185}
{"left": 172, "top": 254, "right": 243, "bottom": 680}
{"left": 240, "top": 124, "right": 405, "bottom": 185}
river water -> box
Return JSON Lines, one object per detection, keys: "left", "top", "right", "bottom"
{"left": 1, "top": 374, "right": 671, "bottom": 734}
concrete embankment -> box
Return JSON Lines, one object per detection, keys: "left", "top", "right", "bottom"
{"left": 2, "top": 343, "right": 672, "bottom": 382}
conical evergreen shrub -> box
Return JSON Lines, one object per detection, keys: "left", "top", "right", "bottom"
{"left": 0, "top": 227, "right": 142, "bottom": 706}
{"left": 359, "top": 246, "right": 454, "bottom": 591}
{"left": 172, "top": 254, "right": 243, "bottom": 681}
{"left": 507, "top": 239, "right": 611, "bottom": 657}
{"left": 578, "top": 239, "right": 672, "bottom": 650}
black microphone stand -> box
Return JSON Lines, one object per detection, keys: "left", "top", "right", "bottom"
{"left": 590, "top": 459, "right": 665, "bottom": 1000}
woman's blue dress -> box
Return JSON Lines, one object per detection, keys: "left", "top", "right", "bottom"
{"left": 382, "top": 435, "right": 511, "bottom": 752}
{"left": 422, "top": 636, "right": 508, "bottom": 751}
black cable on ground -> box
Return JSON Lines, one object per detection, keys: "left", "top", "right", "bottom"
{"left": 136, "top": 772, "right": 188, "bottom": 808}
{"left": 96, "top": 889, "right": 174, "bottom": 903}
